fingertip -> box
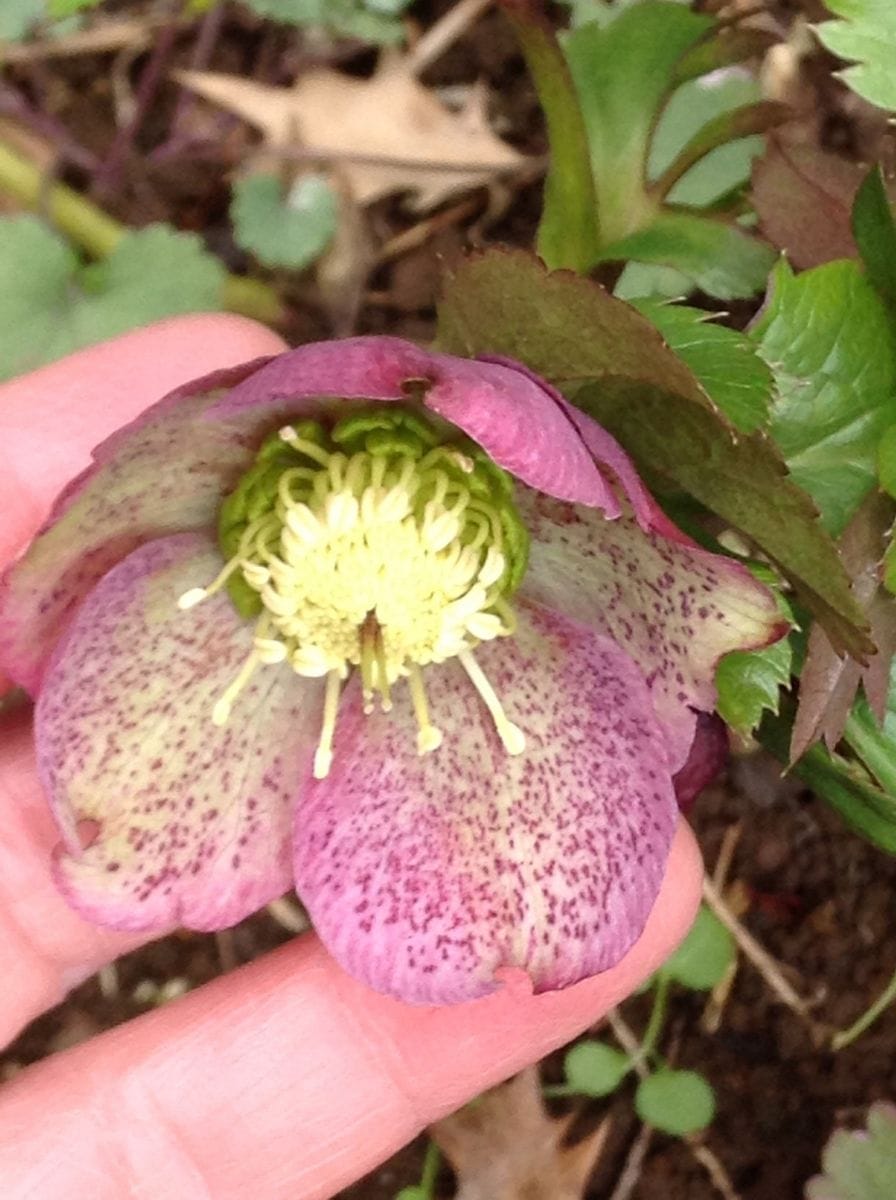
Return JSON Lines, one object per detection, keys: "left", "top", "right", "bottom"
{"left": 0, "top": 315, "right": 287, "bottom": 565}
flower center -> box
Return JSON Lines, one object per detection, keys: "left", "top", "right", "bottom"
{"left": 178, "top": 406, "right": 529, "bottom": 777}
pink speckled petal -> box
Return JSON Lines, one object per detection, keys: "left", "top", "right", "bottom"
{"left": 36, "top": 533, "right": 321, "bottom": 932}
{"left": 519, "top": 492, "right": 786, "bottom": 771}
{"left": 293, "top": 601, "right": 678, "bottom": 1005}
{"left": 0, "top": 357, "right": 274, "bottom": 695}
{"left": 208, "top": 336, "right": 616, "bottom": 511}
{"left": 672, "top": 713, "right": 728, "bottom": 813}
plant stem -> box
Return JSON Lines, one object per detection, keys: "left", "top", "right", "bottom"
{"left": 0, "top": 140, "right": 283, "bottom": 325}
{"left": 832, "top": 962, "right": 896, "bottom": 1050}
{"left": 639, "top": 973, "right": 671, "bottom": 1063}
{"left": 419, "top": 1139, "right": 441, "bottom": 1198}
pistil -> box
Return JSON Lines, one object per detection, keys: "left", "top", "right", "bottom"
{"left": 180, "top": 406, "right": 530, "bottom": 776}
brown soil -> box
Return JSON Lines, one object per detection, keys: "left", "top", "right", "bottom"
{"left": 2, "top": 2, "right": 896, "bottom": 1198}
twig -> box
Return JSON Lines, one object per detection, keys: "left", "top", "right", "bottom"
{"left": 831, "top": 962, "right": 896, "bottom": 1050}
{"left": 94, "top": 12, "right": 181, "bottom": 197}
{"left": 687, "top": 1140, "right": 743, "bottom": 1200}
{"left": 266, "top": 896, "right": 308, "bottom": 934}
{"left": 606, "top": 1009, "right": 648, "bottom": 1077}
{"left": 154, "top": 2, "right": 227, "bottom": 161}
{"left": 0, "top": 87, "right": 99, "bottom": 172}
{"left": 608, "top": 1123, "right": 652, "bottom": 1200}
{"left": 377, "top": 196, "right": 480, "bottom": 263}
{"left": 702, "top": 875, "right": 816, "bottom": 1024}
{"left": 406, "top": 0, "right": 495, "bottom": 76}
{"left": 712, "top": 822, "right": 743, "bottom": 890}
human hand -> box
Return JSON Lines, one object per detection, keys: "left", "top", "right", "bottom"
{"left": 0, "top": 317, "right": 702, "bottom": 1200}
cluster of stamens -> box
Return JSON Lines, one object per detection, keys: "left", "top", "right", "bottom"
{"left": 178, "top": 407, "right": 529, "bottom": 778}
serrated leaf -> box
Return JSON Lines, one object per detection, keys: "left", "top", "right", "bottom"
{"left": 852, "top": 165, "right": 896, "bottom": 308}
{"left": 599, "top": 210, "right": 776, "bottom": 300}
{"left": 807, "top": 1103, "right": 896, "bottom": 1200}
{"left": 436, "top": 249, "right": 872, "bottom": 659}
{"left": 717, "top": 635, "right": 793, "bottom": 737}
{"left": 564, "top": 1040, "right": 630, "bottom": 1097}
{"left": 753, "top": 259, "right": 896, "bottom": 536}
{"left": 633, "top": 299, "right": 774, "bottom": 432}
{"left": 0, "top": 216, "right": 225, "bottom": 381}
{"left": 231, "top": 173, "right": 337, "bottom": 270}
{"left": 635, "top": 1070, "right": 716, "bottom": 1135}
{"left": 660, "top": 905, "right": 735, "bottom": 990}
{"left": 791, "top": 494, "right": 896, "bottom": 761}
{"left": 815, "top": 1, "right": 896, "bottom": 113}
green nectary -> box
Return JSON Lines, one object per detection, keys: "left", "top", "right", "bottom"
{"left": 217, "top": 404, "right": 530, "bottom": 619}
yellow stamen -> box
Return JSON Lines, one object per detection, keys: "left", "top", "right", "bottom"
{"left": 408, "top": 664, "right": 443, "bottom": 756}
{"left": 458, "top": 649, "right": 525, "bottom": 755}
{"left": 314, "top": 669, "right": 343, "bottom": 779}
{"left": 177, "top": 554, "right": 243, "bottom": 610}
{"left": 212, "top": 651, "right": 261, "bottom": 726}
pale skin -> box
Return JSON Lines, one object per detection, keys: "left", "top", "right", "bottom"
{"left": 0, "top": 316, "right": 703, "bottom": 1199}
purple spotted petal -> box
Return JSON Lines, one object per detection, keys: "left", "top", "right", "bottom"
{"left": 208, "top": 336, "right": 617, "bottom": 511}
{"left": 0, "top": 357, "right": 273, "bottom": 695}
{"left": 293, "top": 601, "right": 678, "bottom": 1005}
{"left": 36, "top": 533, "right": 321, "bottom": 932}
{"left": 672, "top": 713, "right": 728, "bottom": 812}
{"left": 519, "top": 492, "right": 787, "bottom": 770}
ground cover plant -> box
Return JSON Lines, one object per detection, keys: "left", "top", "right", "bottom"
{"left": 1, "top": 1, "right": 896, "bottom": 1197}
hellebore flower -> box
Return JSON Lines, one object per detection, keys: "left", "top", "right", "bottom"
{"left": 0, "top": 337, "right": 784, "bottom": 1004}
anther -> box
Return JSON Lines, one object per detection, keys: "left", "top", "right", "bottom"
{"left": 212, "top": 651, "right": 261, "bottom": 726}
{"left": 458, "top": 649, "right": 525, "bottom": 756}
{"left": 313, "top": 669, "right": 343, "bottom": 779}
{"left": 408, "top": 665, "right": 443, "bottom": 757}
{"left": 177, "top": 554, "right": 243, "bottom": 610}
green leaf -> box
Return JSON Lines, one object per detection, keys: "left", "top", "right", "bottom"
{"left": 759, "top": 699, "right": 896, "bottom": 855}
{"left": 0, "top": 0, "right": 45, "bottom": 39}
{"left": 564, "top": 1040, "right": 631, "bottom": 1097}
{"left": 815, "top": 1, "right": 896, "bottom": 113}
{"left": 635, "top": 1070, "right": 716, "bottom": 1135}
{"left": 394, "top": 1190, "right": 427, "bottom": 1200}
{"left": 236, "top": 0, "right": 407, "bottom": 42}
{"left": 504, "top": 7, "right": 599, "bottom": 271}
{"left": 716, "top": 566, "right": 793, "bottom": 736}
{"left": 47, "top": 0, "right": 100, "bottom": 16}
{"left": 660, "top": 906, "right": 735, "bottom": 990}
{"left": 717, "top": 636, "right": 793, "bottom": 736}
{"left": 878, "top": 424, "right": 896, "bottom": 498}
{"left": 436, "top": 249, "right": 872, "bottom": 659}
{"left": 753, "top": 259, "right": 896, "bottom": 536}
{"left": 563, "top": 2, "right": 713, "bottom": 246}
{"left": 599, "top": 210, "right": 776, "bottom": 300}
{"left": 231, "top": 173, "right": 337, "bottom": 271}
{"left": 0, "top": 216, "right": 225, "bottom": 382}
{"left": 807, "top": 1103, "right": 896, "bottom": 1200}
{"left": 852, "top": 165, "right": 896, "bottom": 308}
{"left": 633, "top": 299, "right": 774, "bottom": 432}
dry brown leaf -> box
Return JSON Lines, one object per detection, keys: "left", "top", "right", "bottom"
{"left": 175, "top": 56, "right": 528, "bottom": 212}
{"left": 431, "top": 1067, "right": 608, "bottom": 1200}
{"left": 791, "top": 493, "right": 896, "bottom": 761}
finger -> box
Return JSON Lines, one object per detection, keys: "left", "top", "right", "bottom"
{"left": 0, "top": 824, "right": 702, "bottom": 1200}
{"left": 0, "top": 314, "right": 286, "bottom": 569}
{"left": 0, "top": 317, "right": 287, "bottom": 1042}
